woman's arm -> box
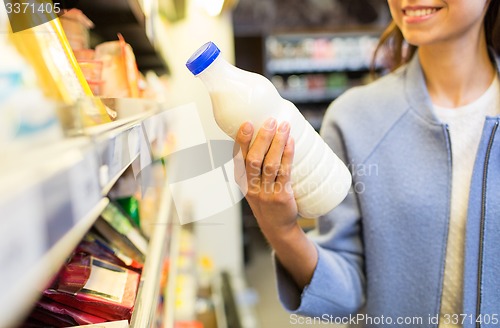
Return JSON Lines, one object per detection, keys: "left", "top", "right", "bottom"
{"left": 234, "top": 114, "right": 365, "bottom": 317}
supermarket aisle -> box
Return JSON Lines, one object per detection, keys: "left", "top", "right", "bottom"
{"left": 244, "top": 225, "right": 345, "bottom": 328}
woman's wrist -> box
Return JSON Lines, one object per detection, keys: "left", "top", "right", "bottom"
{"left": 257, "top": 216, "right": 301, "bottom": 244}
{"left": 260, "top": 219, "right": 318, "bottom": 289}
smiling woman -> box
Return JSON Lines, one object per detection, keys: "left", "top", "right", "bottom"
{"left": 378, "top": 0, "right": 500, "bottom": 71}
{"left": 389, "top": 0, "right": 488, "bottom": 46}
{"left": 231, "top": 0, "right": 500, "bottom": 327}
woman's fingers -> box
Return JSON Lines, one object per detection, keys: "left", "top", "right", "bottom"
{"left": 276, "top": 136, "right": 294, "bottom": 195}
{"left": 234, "top": 118, "right": 293, "bottom": 199}
{"left": 234, "top": 122, "right": 254, "bottom": 159}
{"left": 261, "top": 122, "right": 290, "bottom": 193}
{"left": 245, "top": 118, "right": 277, "bottom": 194}
{"left": 234, "top": 122, "right": 254, "bottom": 188}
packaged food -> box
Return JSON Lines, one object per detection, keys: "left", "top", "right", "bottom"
{"left": 78, "top": 60, "right": 103, "bottom": 82}
{"left": 95, "top": 34, "right": 140, "bottom": 98}
{"left": 34, "top": 297, "right": 107, "bottom": 326}
{"left": 93, "top": 202, "right": 149, "bottom": 264}
{"left": 44, "top": 254, "right": 140, "bottom": 321}
{"left": 8, "top": 17, "right": 111, "bottom": 126}
{"left": 73, "top": 49, "right": 96, "bottom": 61}
{"left": 77, "top": 232, "right": 143, "bottom": 271}
{"left": 59, "top": 9, "right": 94, "bottom": 51}
{"left": 0, "top": 12, "right": 64, "bottom": 150}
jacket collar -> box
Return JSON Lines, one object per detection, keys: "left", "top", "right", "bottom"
{"left": 404, "top": 48, "right": 500, "bottom": 125}
{"left": 404, "top": 53, "right": 442, "bottom": 125}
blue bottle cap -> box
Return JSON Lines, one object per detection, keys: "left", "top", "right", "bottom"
{"left": 186, "top": 41, "right": 221, "bottom": 75}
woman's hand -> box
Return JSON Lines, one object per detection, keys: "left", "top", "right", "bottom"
{"left": 234, "top": 118, "right": 318, "bottom": 289}
{"left": 234, "top": 118, "right": 298, "bottom": 236}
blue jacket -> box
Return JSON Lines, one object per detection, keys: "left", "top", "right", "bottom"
{"left": 275, "top": 53, "right": 500, "bottom": 328}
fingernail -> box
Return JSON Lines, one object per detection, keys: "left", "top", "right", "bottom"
{"left": 279, "top": 122, "right": 289, "bottom": 133}
{"left": 242, "top": 122, "right": 253, "bottom": 135}
{"left": 264, "top": 118, "right": 277, "bottom": 130}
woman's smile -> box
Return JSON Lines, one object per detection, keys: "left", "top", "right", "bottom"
{"left": 402, "top": 6, "right": 442, "bottom": 23}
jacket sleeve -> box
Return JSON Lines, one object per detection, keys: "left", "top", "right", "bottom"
{"left": 273, "top": 100, "right": 366, "bottom": 318}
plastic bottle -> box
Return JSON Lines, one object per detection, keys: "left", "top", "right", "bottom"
{"left": 185, "top": 41, "right": 352, "bottom": 218}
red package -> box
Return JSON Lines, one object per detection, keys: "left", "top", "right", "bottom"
{"left": 36, "top": 297, "right": 107, "bottom": 325}
{"left": 44, "top": 254, "right": 140, "bottom": 321}
{"left": 24, "top": 306, "right": 77, "bottom": 327}
{"left": 77, "top": 232, "right": 143, "bottom": 271}
{"left": 18, "top": 317, "right": 50, "bottom": 328}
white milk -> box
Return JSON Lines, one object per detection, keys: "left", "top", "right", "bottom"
{"left": 186, "top": 42, "right": 351, "bottom": 218}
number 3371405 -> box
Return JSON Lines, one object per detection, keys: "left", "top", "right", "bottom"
{"left": 443, "top": 314, "right": 498, "bottom": 325}
{"left": 5, "top": 2, "right": 61, "bottom": 14}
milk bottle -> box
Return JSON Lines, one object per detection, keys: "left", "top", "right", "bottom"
{"left": 186, "top": 41, "right": 351, "bottom": 218}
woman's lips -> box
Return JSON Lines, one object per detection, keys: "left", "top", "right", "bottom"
{"left": 402, "top": 6, "right": 441, "bottom": 23}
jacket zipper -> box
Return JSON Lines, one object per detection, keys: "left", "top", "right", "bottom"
{"left": 437, "top": 125, "right": 453, "bottom": 327}
{"left": 445, "top": 125, "right": 453, "bottom": 168}
{"left": 476, "top": 120, "right": 499, "bottom": 328}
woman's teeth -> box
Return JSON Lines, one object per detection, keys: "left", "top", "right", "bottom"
{"left": 404, "top": 8, "right": 438, "bottom": 17}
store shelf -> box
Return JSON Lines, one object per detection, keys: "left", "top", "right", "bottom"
{"left": 212, "top": 273, "right": 229, "bottom": 328}
{"left": 0, "top": 138, "right": 105, "bottom": 328}
{"left": 0, "top": 102, "right": 178, "bottom": 327}
{"left": 84, "top": 107, "right": 157, "bottom": 195}
{"left": 76, "top": 0, "right": 169, "bottom": 75}
{"left": 278, "top": 88, "right": 347, "bottom": 103}
{"left": 267, "top": 59, "right": 373, "bottom": 74}
{"left": 89, "top": 121, "right": 143, "bottom": 195}
{"left": 130, "top": 183, "right": 173, "bottom": 327}
{"left": 163, "top": 221, "right": 181, "bottom": 328}
{"left": 265, "top": 31, "right": 381, "bottom": 107}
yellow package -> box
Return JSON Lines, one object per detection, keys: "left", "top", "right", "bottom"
{"left": 8, "top": 15, "right": 111, "bottom": 126}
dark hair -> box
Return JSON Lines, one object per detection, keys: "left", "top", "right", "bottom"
{"left": 373, "top": 1, "right": 500, "bottom": 72}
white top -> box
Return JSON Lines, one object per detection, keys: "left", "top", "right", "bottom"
{"left": 434, "top": 76, "right": 500, "bottom": 328}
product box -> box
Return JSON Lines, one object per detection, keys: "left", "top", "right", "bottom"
{"left": 30, "top": 297, "right": 107, "bottom": 326}
{"left": 101, "top": 202, "right": 148, "bottom": 254}
{"left": 70, "top": 320, "right": 129, "bottom": 328}
{"left": 78, "top": 232, "right": 143, "bottom": 271}
{"left": 93, "top": 202, "right": 149, "bottom": 265}
{"left": 44, "top": 254, "right": 140, "bottom": 321}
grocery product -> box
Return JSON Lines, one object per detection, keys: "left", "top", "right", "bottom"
{"left": 59, "top": 9, "right": 94, "bottom": 51}
{"left": 0, "top": 8, "right": 64, "bottom": 150}
{"left": 95, "top": 34, "right": 140, "bottom": 98}
{"left": 186, "top": 42, "right": 352, "bottom": 218}
{"left": 6, "top": 12, "right": 111, "bottom": 126}
{"left": 44, "top": 254, "right": 140, "bottom": 321}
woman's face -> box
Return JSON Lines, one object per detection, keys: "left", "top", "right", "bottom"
{"left": 387, "top": 0, "right": 490, "bottom": 47}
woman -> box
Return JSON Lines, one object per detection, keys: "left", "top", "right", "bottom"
{"left": 234, "top": 1, "right": 500, "bottom": 327}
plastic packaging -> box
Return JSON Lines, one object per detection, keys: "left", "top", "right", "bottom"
{"left": 186, "top": 42, "right": 352, "bottom": 218}
{"left": 0, "top": 10, "right": 64, "bottom": 151}
{"left": 94, "top": 34, "right": 140, "bottom": 98}
{"left": 6, "top": 13, "right": 111, "bottom": 126}
{"left": 59, "top": 9, "right": 94, "bottom": 51}
{"left": 44, "top": 254, "right": 140, "bottom": 321}
{"left": 34, "top": 297, "right": 107, "bottom": 326}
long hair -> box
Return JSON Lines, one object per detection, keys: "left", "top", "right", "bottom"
{"left": 373, "top": 1, "right": 500, "bottom": 73}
